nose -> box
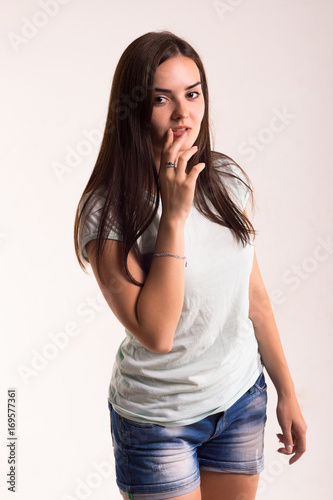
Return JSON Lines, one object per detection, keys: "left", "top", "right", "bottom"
{"left": 172, "top": 99, "right": 189, "bottom": 120}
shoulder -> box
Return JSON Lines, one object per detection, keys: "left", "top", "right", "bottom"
{"left": 211, "top": 151, "right": 253, "bottom": 210}
{"left": 212, "top": 151, "right": 251, "bottom": 186}
{"left": 212, "top": 151, "right": 245, "bottom": 176}
{"left": 79, "top": 185, "right": 109, "bottom": 219}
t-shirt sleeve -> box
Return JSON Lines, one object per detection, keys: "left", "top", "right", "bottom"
{"left": 78, "top": 190, "right": 123, "bottom": 263}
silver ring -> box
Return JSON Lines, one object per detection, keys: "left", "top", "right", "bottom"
{"left": 165, "top": 161, "right": 176, "bottom": 168}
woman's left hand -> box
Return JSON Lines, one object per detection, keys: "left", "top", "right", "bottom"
{"left": 276, "top": 393, "right": 307, "bottom": 464}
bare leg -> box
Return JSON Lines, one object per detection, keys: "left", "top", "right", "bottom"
{"left": 200, "top": 471, "right": 260, "bottom": 500}
{"left": 122, "top": 486, "right": 202, "bottom": 500}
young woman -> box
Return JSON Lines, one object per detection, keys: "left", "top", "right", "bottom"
{"left": 74, "top": 31, "right": 307, "bottom": 500}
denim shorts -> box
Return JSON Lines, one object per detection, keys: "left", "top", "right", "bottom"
{"left": 108, "top": 372, "right": 267, "bottom": 500}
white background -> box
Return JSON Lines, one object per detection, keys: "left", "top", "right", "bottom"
{"left": 1, "top": 0, "right": 332, "bottom": 499}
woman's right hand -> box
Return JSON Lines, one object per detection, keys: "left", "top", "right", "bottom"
{"left": 158, "top": 128, "right": 206, "bottom": 221}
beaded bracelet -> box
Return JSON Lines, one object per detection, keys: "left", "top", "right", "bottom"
{"left": 152, "top": 253, "right": 187, "bottom": 267}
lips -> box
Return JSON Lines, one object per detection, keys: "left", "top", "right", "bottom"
{"left": 171, "top": 126, "right": 191, "bottom": 132}
{"left": 171, "top": 126, "right": 191, "bottom": 138}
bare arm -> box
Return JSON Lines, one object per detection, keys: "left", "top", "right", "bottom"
{"left": 249, "top": 250, "right": 295, "bottom": 396}
{"left": 86, "top": 215, "right": 186, "bottom": 353}
{"left": 86, "top": 130, "right": 205, "bottom": 353}
{"left": 248, "top": 245, "right": 307, "bottom": 464}
{"left": 135, "top": 215, "right": 186, "bottom": 352}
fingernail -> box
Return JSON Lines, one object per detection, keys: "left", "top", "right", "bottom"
{"left": 286, "top": 445, "right": 293, "bottom": 452}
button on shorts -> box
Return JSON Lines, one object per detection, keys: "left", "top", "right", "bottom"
{"left": 108, "top": 371, "right": 268, "bottom": 500}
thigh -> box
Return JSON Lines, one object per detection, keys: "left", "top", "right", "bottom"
{"left": 122, "top": 487, "right": 202, "bottom": 500}
{"left": 200, "top": 471, "right": 260, "bottom": 500}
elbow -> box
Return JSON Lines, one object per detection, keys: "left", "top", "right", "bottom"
{"left": 135, "top": 307, "right": 178, "bottom": 353}
{"left": 249, "top": 295, "right": 272, "bottom": 328}
{"left": 156, "top": 343, "right": 173, "bottom": 354}
{"left": 138, "top": 327, "right": 174, "bottom": 354}
{"left": 149, "top": 346, "right": 173, "bottom": 354}
{"left": 146, "top": 338, "right": 174, "bottom": 354}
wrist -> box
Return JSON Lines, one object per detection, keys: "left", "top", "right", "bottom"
{"left": 276, "top": 380, "right": 296, "bottom": 399}
{"left": 160, "top": 213, "right": 186, "bottom": 229}
{"left": 152, "top": 253, "right": 187, "bottom": 267}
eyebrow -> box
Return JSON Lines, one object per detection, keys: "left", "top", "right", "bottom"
{"left": 154, "top": 81, "right": 202, "bottom": 93}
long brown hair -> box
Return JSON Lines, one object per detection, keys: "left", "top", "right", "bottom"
{"left": 74, "top": 30, "right": 256, "bottom": 287}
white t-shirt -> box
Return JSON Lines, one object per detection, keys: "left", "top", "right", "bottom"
{"left": 78, "top": 157, "right": 263, "bottom": 426}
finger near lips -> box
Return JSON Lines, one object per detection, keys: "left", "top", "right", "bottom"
{"left": 163, "top": 133, "right": 197, "bottom": 170}
{"left": 164, "top": 127, "right": 186, "bottom": 144}
{"left": 162, "top": 133, "right": 188, "bottom": 162}
{"left": 169, "top": 134, "right": 190, "bottom": 157}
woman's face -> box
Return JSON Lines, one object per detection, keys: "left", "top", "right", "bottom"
{"left": 150, "top": 55, "right": 205, "bottom": 170}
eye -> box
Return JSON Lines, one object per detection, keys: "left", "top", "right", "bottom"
{"left": 187, "top": 91, "right": 201, "bottom": 99}
{"left": 153, "top": 96, "right": 168, "bottom": 105}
